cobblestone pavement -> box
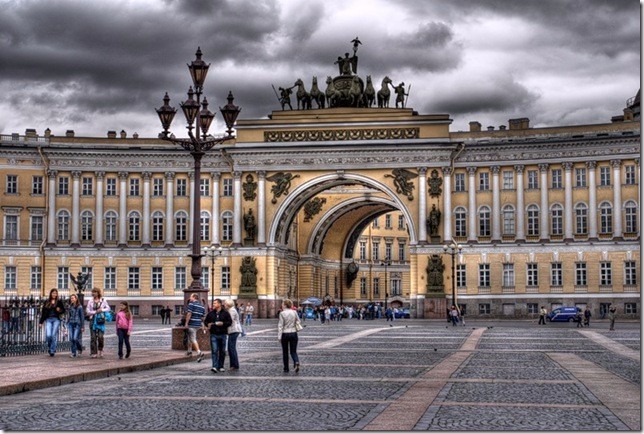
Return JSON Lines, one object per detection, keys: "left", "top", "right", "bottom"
{"left": 0, "top": 319, "right": 639, "bottom": 431}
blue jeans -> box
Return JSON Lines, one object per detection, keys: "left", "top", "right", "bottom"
{"left": 280, "top": 332, "right": 299, "bottom": 370}
{"left": 245, "top": 314, "right": 252, "bottom": 326}
{"left": 44, "top": 317, "right": 60, "bottom": 354}
{"left": 210, "top": 334, "right": 228, "bottom": 369}
{"left": 227, "top": 332, "right": 240, "bottom": 368}
{"left": 68, "top": 322, "right": 81, "bottom": 355}
{"left": 117, "top": 328, "right": 131, "bottom": 357}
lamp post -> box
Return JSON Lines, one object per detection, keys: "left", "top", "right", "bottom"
{"left": 156, "top": 47, "right": 241, "bottom": 307}
{"left": 380, "top": 260, "right": 391, "bottom": 311}
{"left": 443, "top": 241, "right": 462, "bottom": 311}
{"left": 202, "top": 245, "right": 223, "bottom": 305}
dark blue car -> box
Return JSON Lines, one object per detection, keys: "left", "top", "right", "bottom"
{"left": 394, "top": 308, "right": 410, "bottom": 319}
{"left": 547, "top": 306, "right": 581, "bottom": 322}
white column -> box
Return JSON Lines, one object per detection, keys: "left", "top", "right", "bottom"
{"left": 491, "top": 165, "right": 501, "bottom": 241}
{"left": 233, "top": 171, "right": 242, "bottom": 245}
{"left": 258, "top": 171, "right": 266, "bottom": 245}
{"left": 164, "top": 172, "right": 175, "bottom": 246}
{"left": 95, "top": 172, "right": 105, "bottom": 246}
{"left": 611, "top": 159, "right": 623, "bottom": 238}
{"left": 142, "top": 171, "right": 151, "bottom": 246}
{"left": 442, "top": 167, "right": 452, "bottom": 242}
{"left": 514, "top": 165, "right": 525, "bottom": 241}
{"left": 539, "top": 163, "right": 549, "bottom": 241}
{"left": 563, "top": 162, "right": 573, "bottom": 241}
{"left": 467, "top": 167, "right": 477, "bottom": 242}
{"left": 212, "top": 173, "right": 220, "bottom": 245}
{"left": 47, "top": 170, "right": 57, "bottom": 244}
{"left": 417, "top": 167, "right": 428, "bottom": 243}
{"left": 118, "top": 172, "right": 128, "bottom": 247}
{"left": 188, "top": 172, "right": 195, "bottom": 244}
{"left": 71, "top": 171, "right": 81, "bottom": 246}
{"left": 587, "top": 162, "right": 598, "bottom": 239}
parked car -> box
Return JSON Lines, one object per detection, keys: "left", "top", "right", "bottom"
{"left": 547, "top": 306, "right": 581, "bottom": 322}
{"left": 394, "top": 308, "right": 411, "bottom": 319}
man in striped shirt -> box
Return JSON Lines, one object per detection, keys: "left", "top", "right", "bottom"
{"left": 184, "top": 293, "right": 205, "bottom": 362}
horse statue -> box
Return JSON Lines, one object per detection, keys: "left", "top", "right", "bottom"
{"left": 325, "top": 76, "right": 341, "bottom": 108}
{"left": 294, "top": 78, "right": 312, "bottom": 110}
{"left": 310, "top": 76, "right": 325, "bottom": 109}
{"left": 363, "top": 75, "right": 376, "bottom": 107}
{"left": 377, "top": 76, "right": 393, "bottom": 108}
{"left": 349, "top": 76, "right": 363, "bottom": 107}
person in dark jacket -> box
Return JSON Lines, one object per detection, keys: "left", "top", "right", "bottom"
{"left": 39, "top": 289, "right": 65, "bottom": 356}
{"left": 204, "top": 298, "right": 232, "bottom": 373}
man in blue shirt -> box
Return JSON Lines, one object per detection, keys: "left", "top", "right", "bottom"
{"left": 184, "top": 293, "right": 205, "bottom": 362}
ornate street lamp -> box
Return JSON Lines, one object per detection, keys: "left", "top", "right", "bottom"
{"left": 443, "top": 241, "right": 462, "bottom": 312}
{"left": 202, "top": 245, "right": 223, "bottom": 305}
{"left": 156, "top": 47, "right": 241, "bottom": 307}
{"left": 380, "top": 260, "right": 391, "bottom": 311}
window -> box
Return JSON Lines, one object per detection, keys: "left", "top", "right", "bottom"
{"left": 81, "top": 211, "right": 93, "bottom": 241}
{"left": 6, "top": 175, "right": 17, "bottom": 194}
{"left": 624, "top": 261, "right": 636, "bottom": 285}
{"left": 391, "top": 278, "right": 401, "bottom": 296}
{"left": 129, "top": 305, "right": 140, "bottom": 316}
{"left": 200, "top": 211, "right": 210, "bottom": 241}
{"left": 502, "top": 205, "right": 515, "bottom": 235}
{"left": 81, "top": 266, "right": 93, "bottom": 289}
{"left": 600, "top": 262, "right": 612, "bottom": 286}
{"left": 478, "top": 263, "right": 490, "bottom": 287}
{"left": 30, "top": 215, "right": 43, "bottom": 242}
{"left": 575, "top": 168, "right": 586, "bottom": 187}
{"left": 599, "top": 166, "right": 610, "bottom": 186}
{"left": 599, "top": 202, "right": 612, "bottom": 234}
{"left": 624, "top": 165, "right": 636, "bottom": 185}
{"left": 385, "top": 243, "right": 392, "bottom": 261}
{"left": 625, "top": 303, "right": 637, "bottom": 314}
{"left": 104, "top": 267, "right": 117, "bottom": 290}
{"left": 82, "top": 177, "right": 93, "bottom": 195}
{"left": 527, "top": 205, "right": 539, "bottom": 236}
{"left": 221, "top": 211, "right": 233, "bottom": 242}
{"left": 5, "top": 266, "right": 16, "bottom": 289}
{"left": 5, "top": 215, "right": 18, "bottom": 243}
{"left": 200, "top": 178, "right": 210, "bottom": 196}
{"left": 202, "top": 267, "right": 209, "bottom": 289}
{"left": 455, "top": 207, "right": 466, "bottom": 237}
{"left": 575, "top": 262, "right": 587, "bottom": 286}
{"left": 454, "top": 172, "right": 466, "bottom": 192}
{"left": 550, "top": 204, "right": 563, "bottom": 236}
{"left": 176, "top": 178, "right": 187, "bottom": 196}
{"left": 128, "top": 267, "right": 140, "bottom": 290}
{"left": 527, "top": 303, "right": 539, "bottom": 314}
{"left": 128, "top": 211, "right": 140, "bottom": 241}
{"left": 152, "top": 211, "right": 164, "bottom": 242}
{"left": 575, "top": 203, "right": 587, "bottom": 234}
{"left": 551, "top": 263, "right": 563, "bottom": 286}
{"left": 479, "top": 303, "right": 491, "bottom": 315}
{"left": 527, "top": 170, "right": 538, "bottom": 189}
{"left": 502, "top": 171, "right": 514, "bottom": 189}
{"left": 372, "top": 277, "right": 379, "bottom": 296}
{"left": 57, "top": 210, "right": 70, "bottom": 241}
{"left": 397, "top": 241, "right": 405, "bottom": 261}
{"left": 359, "top": 241, "right": 367, "bottom": 260}
{"left": 222, "top": 178, "right": 233, "bottom": 197}
{"left": 398, "top": 215, "right": 405, "bottom": 230}
{"left": 372, "top": 241, "right": 380, "bottom": 261}
{"left": 385, "top": 214, "right": 392, "bottom": 229}
{"left": 478, "top": 206, "right": 490, "bottom": 237}
{"left": 360, "top": 277, "right": 367, "bottom": 296}
{"left": 30, "top": 266, "right": 41, "bottom": 290}
{"left": 502, "top": 263, "right": 514, "bottom": 287}
{"left": 176, "top": 211, "right": 188, "bottom": 241}
{"left": 58, "top": 176, "right": 69, "bottom": 195}
{"left": 479, "top": 172, "right": 489, "bottom": 191}
{"left": 105, "top": 211, "right": 117, "bottom": 241}
{"left": 372, "top": 217, "right": 379, "bottom": 228}
{"left": 551, "top": 169, "right": 562, "bottom": 189}
{"left": 174, "top": 267, "right": 186, "bottom": 290}
{"left": 129, "top": 178, "right": 140, "bottom": 196}
{"left": 57, "top": 266, "right": 69, "bottom": 290}
{"left": 624, "top": 201, "right": 638, "bottom": 233}
{"left": 221, "top": 266, "right": 230, "bottom": 291}
{"left": 526, "top": 263, "right": 538, "bottom": 287}
{"left": 32, "top": 176, "right": 43, "bottom": 195}
{"left": 456, "top": 264, "right": 466, "bottom": 288}
{"left": 152, "top": 267, "right": 163, "bottom": 290}
{"left": 106, "top": 178, "right": 117, "bottom": 196}
{"left": 153, "top": 178, "right": 164, "bottom": 196}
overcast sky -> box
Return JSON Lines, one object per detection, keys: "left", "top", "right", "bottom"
{"left": 0, "top": 0, "right": 639, "bottom": 138}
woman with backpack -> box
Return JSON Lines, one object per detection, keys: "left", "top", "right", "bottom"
{"left": 86, "top": 288, "right": 110, "bottom": 358}
{"left": 39, "top": 288, "right": 65, "bottom": 357}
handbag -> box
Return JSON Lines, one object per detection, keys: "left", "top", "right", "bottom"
{"left": 295, "top": 320, "right": 303, "bottom": 332}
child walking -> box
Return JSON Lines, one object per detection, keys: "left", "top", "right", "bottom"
{"left": 116, "top": 301, "right": 133, "bottom": 359}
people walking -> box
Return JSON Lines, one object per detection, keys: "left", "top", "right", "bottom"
{"left": 278, "top": 299, "right": 301, "bottom": 373}
{"left": 244, "top": 303, "right": 254, "bottom": 326}
{"left": 164, "top": 305, "right": 172, "bottom": 325}
{"left": 224, "top": 299, "right": 242, "bottom": 371}
{"left": 608, "top": 307, "right": 617, "bottom": 331}
{"left": 584, "top": 306, "right": 592, "bottom": 327}
{"left": 184, "top": 293, "right": 206, "bottom": 362}
{"left": 39, "top": 289, "right": 65, "bottom": 357}
{"left": 204, "top": 298, "right": 232, "bottom": 373}
{"left": 66, "top": 294, "right": 84, "bottom": 358}
{"left": 538, "top": 306, "right": 547, "bottom": 325}
{"left": 86, "top": 288, "right": 110, "bottom": 358}
{"left": 449, "top": 305, "right": 459, "bottom": 326}
{"left": 116, "top": 301, "right": 133, "bottom": 359}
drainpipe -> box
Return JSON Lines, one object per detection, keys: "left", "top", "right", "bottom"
{"left": 37, "top": 145, "right": 50, "bottom": 298}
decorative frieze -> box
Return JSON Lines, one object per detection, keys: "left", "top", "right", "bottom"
{"left": 264, "top": 127, "right": 419, "bottom": 142}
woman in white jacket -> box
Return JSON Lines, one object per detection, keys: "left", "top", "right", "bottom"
{"left": 278, "top": 299, "right": 301, "bottom": 373}
{"left": 224, "top": 299, "right": 242, "bottom": 370}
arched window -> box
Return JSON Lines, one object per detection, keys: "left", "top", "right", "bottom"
{"left": 550, "top": 204, "right": 563, "bottom": 236}
{"left": 128, "top": 211, "right": 140, "bottom": 241}
{"left": 502, "top": 205, "right": 515, "bottom": 235}
{"left": 575, "top": 203, "right": 587, "bottom": 234}
{"left": 478, "top": 206, "right": 490, "bottom": 237}
{"left": 222, "top": 211, "right": 233, "bottom": 242}
{"left": 175, "top": 211, "right": 188, "bottom": 241}
{"left": 624, "top": 200, "right": 638, "bottom": 233}
{"left": 454, "top": 207, "right": 466, "bottom": 237}
{"left": 599, "top": 202, "right": 612, "bottom": 234}
{"left": 105, "top": 211, "right": 118, "bottom": 241}
{"left": 81, "top": 210, "right": 93, "bottom": 241}
{"left": 152, "top": 211, "right": 164, "bottom": 242}
{"left": 57, "top": 210, "right": 70, "bottom": 241}
{"left": 527, "top": 204, "right": 539, "bottom": 236}
{"left": 201, "top": 211, "right": 210, "bottom": 241}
